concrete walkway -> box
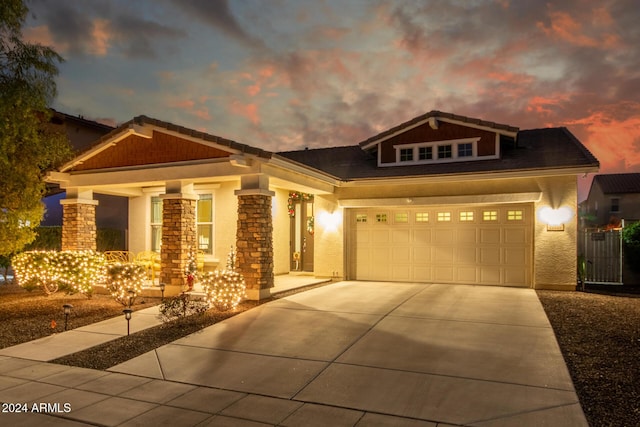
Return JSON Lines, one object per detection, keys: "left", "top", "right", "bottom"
{"left": 0, "top": 282, "right": 587, "bottom": 426}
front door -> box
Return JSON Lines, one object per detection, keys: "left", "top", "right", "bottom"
{"left": 290, "top": 198, "right": 314, "bottom": 272}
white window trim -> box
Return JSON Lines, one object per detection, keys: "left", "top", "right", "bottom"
{"left": 387, "top": 137, "right": 486, "bottom": 166}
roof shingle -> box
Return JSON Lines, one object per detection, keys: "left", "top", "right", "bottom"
{"left": 593, "top": 173, "right": 640, "bottom": 194}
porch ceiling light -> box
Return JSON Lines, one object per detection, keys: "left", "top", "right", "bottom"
{"left": 538, "top": 206, "right": 574, "bottom": 230}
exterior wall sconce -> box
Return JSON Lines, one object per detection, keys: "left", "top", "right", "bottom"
{"left": 538, "top": 206, "right": 574, "bottom": 231}
{"left": 318, "top": 210, "right": 342, "bottom": 233}
{"left": 123, "top": 309, "right": 133, "bottom": 336}
{"left": 62, "top": 304, "right": 73, "bottom": 331}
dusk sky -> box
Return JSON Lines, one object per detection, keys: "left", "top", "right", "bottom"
{"left": 24, "top": 0, "right": 640, "bottom": 200}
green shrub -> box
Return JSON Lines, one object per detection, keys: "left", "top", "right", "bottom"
{"left": 623, "top": 221, "right": 640, "bottom": 272}
{"left": 201, "top": 247, "right": 246, "bottom": 311}
{"left": 12, "top": 251, "right": 106, "bottom": 297}
{"left": 158, "top": 293, "right": 209, "bottom": 322}
{"left": 106, "top": 263, "right": 146, "bottom": 306}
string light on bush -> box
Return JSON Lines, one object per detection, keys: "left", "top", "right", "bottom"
{"left": 201, "top": 246, "right": 247, "bottom": 311}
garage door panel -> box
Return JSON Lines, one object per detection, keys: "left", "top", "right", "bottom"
{"left": 412, "top": 229, "right": 432, "bottom": 245}
{"left": 434, "top": 229, "right": 455, "bottom": 245}
{"left": 456, "top": 267, "right": 477, "bottom": 282}
{"left": 455, "top": 247, "right": 477, "bottom": 263}
{"left": 392, "top": 265, "right": 411, "bottom": 281}
{"left": 480, "top": 228, "right": 501, "bottom": 244}
{"left": 351, "top": 205, "right": 531, "bottom": 287}
{"left": 480, "top": 267, "right": 501, "bottom": 284}
{"left": 504, "top": 247, "right": 528, "bottom": 265}
{"left": 480, "top": 247, "right": 501, "bottom": 264}
{"left": 372, "top": 230, "right": 390, "bottom": 243}
{"left": 391, "top": 247, "right": 411, "bottom": 263}
{"left": 456, "top": 229, "right": 478, "bottom": 244}
{"left": 504, "top": 228, "right": 528, "bottom": 244}
{"left": 434, "top": 267, "right": 454, "bottom": 282}
{"left": 504, "top": 268, "right": 527, "bottom": 286}
{"left": 392, "top": 229, "right": 411, "bottom": 243}
{"left": 434, "top": 247, "right": 454, "bottom": 263}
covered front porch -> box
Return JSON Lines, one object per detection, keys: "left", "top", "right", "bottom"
{"left": 46, "top": 116, "right": 341, "bottom": 300}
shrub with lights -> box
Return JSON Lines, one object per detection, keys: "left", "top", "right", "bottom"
{"left": 201, "top": 247, "right": 247, "bottom": 311}
{"left": 106, "top": 263, "right": 146, "bottom": 306}
{"left": 12, "top": 250, "right": 106, "bottom": 297}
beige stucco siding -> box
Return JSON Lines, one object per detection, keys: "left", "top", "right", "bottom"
{"left": 533, "top": 175, "right": 578, "bottom": 290}
{"left": 214, "top": 182, "right": 240, "bottom": 266}
{"left": 313, "top": 195, "right": 344, "bottom": 279}
{"left": 272, "top": 188, "right": 292, "bottom": 275}
{"left": 128, "top": 194, "right": 151, "bottom": 255}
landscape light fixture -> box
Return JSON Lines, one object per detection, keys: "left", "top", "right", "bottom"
{"left": 62, "top": 304, "right": 73, "bottom": 331}
{"left": 159, "top": 282, "right": 166, "bottom": 301}
{"left": 123, "top": 309, "right": 133, "bottom": 336}
{"left": 127, "top": 290, "right": 135, "bottom": 307}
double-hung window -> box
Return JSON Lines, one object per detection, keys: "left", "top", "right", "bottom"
{"left": 150, "top": 196, "right": 162, "bottom": 252}
{"left": 197, "top": 194, "right": 214, "bottom": 254}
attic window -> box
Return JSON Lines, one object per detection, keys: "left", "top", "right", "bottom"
{"left": 438, "top": 145, "right": 452, "bottom": 159}
{"left": 391, "top": 137, "right": 481, "bottom": 166}
{"left": 399, "top": 148, "right": 413, "bottom": 162}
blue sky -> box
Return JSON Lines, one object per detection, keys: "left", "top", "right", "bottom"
{"left": 24, "top": 0, "right": 640, "bottom": 197}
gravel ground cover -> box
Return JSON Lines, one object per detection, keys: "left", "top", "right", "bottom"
{"left": 537, "top": 287, "right": 640, "bottom": 427}
{"left": 0, "top": 282, "right": 160, "bottom": 348}
{"left": 2, "top": 281, "right": 639, "bottom": 426}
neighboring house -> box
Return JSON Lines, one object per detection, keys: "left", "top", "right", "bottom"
{"left": 42, "top": 111, "right": 126, "bottom": 234}
{"left": 582, "top": 173, "right": 640, "bottom": 227}
{"left": 46, "top": 111, "right": 599, "bottom": 298}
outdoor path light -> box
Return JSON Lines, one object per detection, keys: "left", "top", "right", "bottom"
{"left": 159, "top": 282, "right": 165, "bottom": 301}
{"left": 127, "top": 290, "right": 135, "bottom": 307}
{"left": 62, "top": 304, "right": 73, "bottom": 331}
{"left": 123, "top": 309, "right": 133, "bottom": 336}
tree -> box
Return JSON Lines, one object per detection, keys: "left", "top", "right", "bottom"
{"left": 0, "top": 0, "right": 72, "bottom": 256}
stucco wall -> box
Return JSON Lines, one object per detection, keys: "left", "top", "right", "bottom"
{"left": 533, "top": 175, "right": 578, "bottom": 290}
{"left": 214, "top": 181, "right": 239, "bottom": 266}
{"left": 272, "top": 188, "right": 291, "bottom": 276}
{"left": 128, "top": 194, "right": 150, "bottom": 255}
{"left": 313, "top": 195, "right": 344, "bottom": 279}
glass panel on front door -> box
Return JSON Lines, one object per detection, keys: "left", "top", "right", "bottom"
{"left": 290, "top": 196, "right": 314, "bottom": 272}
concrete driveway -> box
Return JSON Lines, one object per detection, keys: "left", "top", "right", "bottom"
{"left": 107, "top": 281, "right": 587, "bottom": 426}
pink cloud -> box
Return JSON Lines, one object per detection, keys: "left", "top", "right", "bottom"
{"left": 23, "top": 25, "right": 68, "bottom": 53}
{"left": 230, "top": 101, "right": 260, "bottom": 125}
{"left": 90, "top": 19, "right": 111, "bottom": 56}
{"left": 537, "top": 8, "right": 620, "bottom": 49}
{"left": 526, "top": 94, "right": 571, "bottom": 116}
{"left": 169, "top": 99, "right": 196, "bottom": 109}
{"left": 567, "top": 108, "right": 640, "bottom": 173}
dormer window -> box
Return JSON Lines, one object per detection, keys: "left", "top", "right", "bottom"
{"left": 418, "top": 146, "right": 432, "bottom": 160}
{"left": 399, "top": 148, "right": 413, "bottom": 162}
{"left": 391, "top": 137, "right": 481, "bottom": 166}
{"left": 438, "top": 144, "right": 452, "bottom": 159}
{"left": 458, "top": 143, "right": 473, "bottom": 157}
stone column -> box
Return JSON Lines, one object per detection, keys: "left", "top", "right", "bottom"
{"left": 159, "top": 186, "right": 198, "bottom": 295}
{"left": 235, "top": 175, "right": 275, "bottom": 300}
{"left": 60, "top": 195, "right": 98, "bottom": 251}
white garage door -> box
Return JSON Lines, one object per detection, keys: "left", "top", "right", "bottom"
{"left": 349, "top": 204, "right": 532, "bottom": 287}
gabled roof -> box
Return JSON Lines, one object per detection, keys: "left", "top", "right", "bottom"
{"left": 279, "top": 127, "right": 599, "bottom": 180}
{"left": 81, "top": 115, "right": 273, "bottom": 159}
{"left": 593, "top": 173, "right": 640, "bottom": 194}
{"left": 61, "top": 115, "right": 273, "bottom": 172}
{"left": 358, "top": 110, "right": 519, "bottom": 150}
